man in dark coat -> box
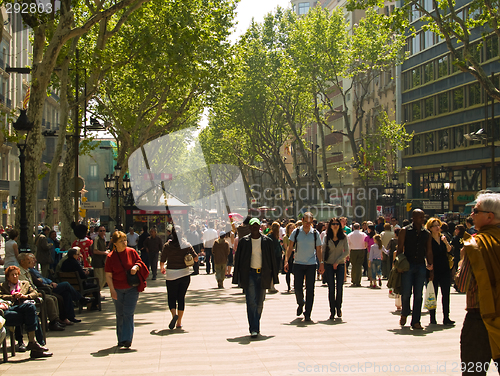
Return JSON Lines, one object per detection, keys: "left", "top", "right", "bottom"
{"left": 232, "top": 218, "right": 278, "bottom": 338}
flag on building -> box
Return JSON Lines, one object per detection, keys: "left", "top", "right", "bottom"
{"left": 22, "top": 87, "right": 30, "bottom": 109}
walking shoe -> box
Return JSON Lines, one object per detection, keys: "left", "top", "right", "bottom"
{"left": 169, "top": 314, "right": 178, "bottom": 330}
{"left": 30, "top": 350, "right": 53, "bottom": 358}
{"left": 304, "top": 315, "right": 312, "bottom": 322}
{"left": 399, "top": 316, "right": 407, "bottom": 326}
{"left": 250, "top": 332, "right": 258, "bottom": 338}
{"left": 411, "top": 323, "right": 424, "bottom": 330}
{"left": 443, "top": 318, "right": 455, "bottom": 326}
{"left": 329, "top": 314, "right": 335, "bottom": 320}
{"left": 336, "top": 308, "right": 342, "bottom": 318}
{"left": 26, "top": 342, "right": 49, "bottom": 352}
{"left": 15, "top": 343, "right": 27, "bottom": 352}
{"left": 296, "top": 304, "right": 304, "bottom": 316}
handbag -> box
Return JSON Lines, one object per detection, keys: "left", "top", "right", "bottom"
{"left": 424, "top": 281, "right": 437, "bottom": 310}
{"left": 447, "top": 253, "right": 454, "bottom": 269}
{"left": 116, "top": 251, "right": 140, "bottom": 287}
{"left": 184, "top": 253, "right": 194, "bottom": 267}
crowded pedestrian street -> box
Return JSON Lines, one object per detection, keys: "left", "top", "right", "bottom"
{"left": 0, "top": 270, "right": 470, "bottom": 376}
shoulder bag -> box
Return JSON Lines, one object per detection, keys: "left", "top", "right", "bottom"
{"left": 116, "top": 250, "right": 140, "bottom": 287}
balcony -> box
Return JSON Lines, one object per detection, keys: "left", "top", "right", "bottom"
{"left": 6, "top": 99, "right": 11, "bottom": 108}
{"left": 0, "top": 93, "right": 4, "bottom": 103}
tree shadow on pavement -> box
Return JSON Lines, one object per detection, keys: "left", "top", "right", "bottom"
{"left": 226, "top": 334, "right": 275, "bottom": 345}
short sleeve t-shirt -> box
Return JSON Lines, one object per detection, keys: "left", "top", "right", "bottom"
{"left": 290, "top": 227, "right": 319, "bottom": 265}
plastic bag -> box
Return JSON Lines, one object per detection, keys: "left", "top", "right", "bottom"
{"left": 424, "top": 281, "right": 437, "bottom": 310}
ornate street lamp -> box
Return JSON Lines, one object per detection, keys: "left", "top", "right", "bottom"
{"left": 383, "top": 173, "right": 405, "bottom": 221}
{"left": 13, "top": 109, "right": 34, "bottom": 252}
{"left": 104, "top": 164, "right": 132, "bottom": 230}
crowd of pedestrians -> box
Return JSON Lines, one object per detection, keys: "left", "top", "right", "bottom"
{"left": 1, "top": 190, "right": 500, "bottom": 375}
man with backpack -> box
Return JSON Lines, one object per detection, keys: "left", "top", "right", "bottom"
{"left": 284, "top": 212, "right": 324, "bottom": 321}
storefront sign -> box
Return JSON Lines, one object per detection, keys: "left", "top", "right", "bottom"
{"left": 423, "top": 201, "right": 448, "bottom": 210}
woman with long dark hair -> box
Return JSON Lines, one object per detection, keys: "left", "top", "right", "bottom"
{"left": 322, "top": 218, "right": 349, "bottom": 319}
{"left": 160, "top": 226, "right": 198, "bottom": 329}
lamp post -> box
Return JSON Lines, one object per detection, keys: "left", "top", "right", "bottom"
{"left": 13, "top": 109, "right": 34, "bottom": 252}
{"left": 429, "top": 166, "right": 456, "bottom": 213}
{"left": 104, "top": 164, "right": 132, "bottom": 230}
{"left": 383, "top": 173, "right": 405, "bottom": 221}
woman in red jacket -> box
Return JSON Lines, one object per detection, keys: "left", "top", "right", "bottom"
{"left": 105, "top": 231, "right": 149, "bottom": 348}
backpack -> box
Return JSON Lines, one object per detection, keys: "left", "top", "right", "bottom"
{"left": 293, "top": 227, "right": 318, "bottom": 255}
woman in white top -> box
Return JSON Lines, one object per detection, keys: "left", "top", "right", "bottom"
{"left": 4, "top": 229, "right": 19, "bottom": 270}
{"left": 369, "top": 234, "right": 386, "bottom": 288}
{"left": 380, "top": 223, "right": 394, "bottom": 279}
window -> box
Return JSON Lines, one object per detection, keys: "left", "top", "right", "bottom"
{"left": 424, "top": 30, "right": 434, "bottom": 50}
{"left": 454, "top": 126, "right": 465, "bottom": 148}
{"left": 412, "top": 101, "right": 421, "bottom": 121}
{"left": 469, "top": 82, "right": 482, "bottom": 106}
{"left": 409, "top": 4, "right": 420, "bottom": 22}
{"left": 88, "top": 190, "right": 98, "bottom": 202}
{"left": 486, "top": 35, "right": 499, "bottom": 61}
{"left": 298, "top": 2, "right": 310, "bottom": 15}
{"left": 452, "top": 50, "right": 463, "bottom": 73}
{"left": 437, "top": 55, "right": 448, "bottom": 78}
{"left": 403, "top": 71, "right": 411, "bottom": 91}
{"left": 413, "top": 134, "right": 421, "bottom": 154}
{"left": 468, "top": 122, "right": 482, "bottom": 146}
{"left": 423, "top": 0, "right": 434, "bottom": 11}
{"left": 89, "top": 165, "right": 98, "bottom": 177}
{"left": 412, "top": 33, "right": 421, "bottom": 54}
{"left": 453, "top": 88, "right": 464, "bottom": 110}
{"left": 438, "top": 129, "right": 449, "bottom": 150}
{"left": 412, "top": 67, "right": 421, "bottom": 87}
{"left": 424, "top": 62, "right": 434, "bottom": 83}
{"left": 425, "top": 97, "right": 434, "bottom": 117}
{"left": 425, "top": 132, "right": 434, "bottom": 153}
{"left": 438, "top": 92, "right": 448, "bottom": 114}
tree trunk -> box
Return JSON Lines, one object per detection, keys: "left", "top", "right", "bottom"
{"left": 59, "top": 134, "right": 76, "bottom": 250}
{"left": 45, "top": 56, "right": 71, "bottom": 228}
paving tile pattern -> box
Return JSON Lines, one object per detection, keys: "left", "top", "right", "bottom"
{"left": 0, "top": 272, "right": 492, "bottom": 375}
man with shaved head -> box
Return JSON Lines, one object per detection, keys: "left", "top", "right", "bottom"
{"left": 397, "top": 209, "right": 434, "bottom": 330}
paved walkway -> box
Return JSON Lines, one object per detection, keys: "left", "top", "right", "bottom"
{"left": 0, "top": 272, "right": 490, "bottom": 375}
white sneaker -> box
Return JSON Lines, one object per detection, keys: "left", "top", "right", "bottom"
{"left": 251, "top": 332, "right": 258, "bottom": 338}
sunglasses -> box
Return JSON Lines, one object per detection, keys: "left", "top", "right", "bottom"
{"left": 332, "top": 223, "right": 340, "bottom": 226}
{"left": 473, "top": 208, "right": 492, "bottom": 215}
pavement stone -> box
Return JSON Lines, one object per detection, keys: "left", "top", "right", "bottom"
{"left": 0, "top": 272, "right": 495, "bottom": 375}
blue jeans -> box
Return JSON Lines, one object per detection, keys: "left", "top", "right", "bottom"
{"left": 245, "top": 269, "right": 266, "bottom": 333}
{"left": 370, "top": 259, "right": 382, "bottom": 280}
{"left": 324, "top": 263, "right": 344, "bottom": 315}
{"left": 293, "top": 264, "right": 316, "bottom": 317}
{"left": 401, "top": 263, "right": 426, "bottom": 325}
{"left": 113, "top": 287, "right": 139, "bottom": 344}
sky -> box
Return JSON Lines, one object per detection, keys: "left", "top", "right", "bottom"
{"left": 231, "top": 0, "right": 292, "bottom": 41}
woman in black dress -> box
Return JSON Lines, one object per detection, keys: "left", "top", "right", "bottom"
{"left": 425, "top": 217, "right": 454, "bottom": 325}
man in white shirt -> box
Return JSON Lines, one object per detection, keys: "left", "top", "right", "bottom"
{"left": 126, "top": 227, "right": 140, "bottom": 249}
{"left": 232, "top": 218, "right": 278, "bottom": 338}
{"left": 347, "top": 223, "right": 366, "bottom": 287}
{"left": 391, "top": 217, "right": 401, "bottom": 231}
{"left": 202, "top": 221, "right": 218, "bottom": 274}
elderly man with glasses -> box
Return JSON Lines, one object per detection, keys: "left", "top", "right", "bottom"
{"left": 284, "top": 212, "right": 324, "bottom": 322}
{"left": 457, "top": 193, "right": 500, "bottom": 375}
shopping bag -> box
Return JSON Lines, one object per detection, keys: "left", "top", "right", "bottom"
{"left": 424, "top": 281, "right": 437, "bottom": 310}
